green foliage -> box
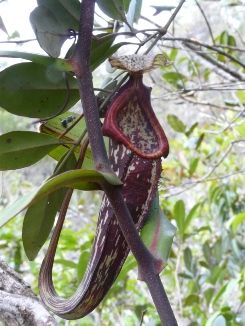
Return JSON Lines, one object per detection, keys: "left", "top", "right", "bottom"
{"left": 0, "top": 51, "right": 73, "bottom": 71}
{"left": 90, "top": 34, "right": 127, "bottom": 71}
{"left": 0, "top": 62, "right": 79, "bottom": 118}
{"left": 96, "top": 0, "right": 128, "bottom": 22}
{"left": 22, "top": 153, "right": 77, "bottom": 260}
{"left": 167, "top": 114, "right": 186, "bottom": 133}
{"left": 30, "top": 0, "right": 79, "bottom": 57}
{"left": 141, "top": 195, "right": 176, "bottom": 269}
{"left": 0, "top": 0, "right": 244, "bottom": 325}
{"left": 0, "top": 131, "right": 62, "bottom": 170}
{"left": 0, "top": 168, "right": 121, "bottom": 228}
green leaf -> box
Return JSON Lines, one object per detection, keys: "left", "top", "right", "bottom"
{"left": 40, "top": 112, "right": 87, "bottom": 143}
{"left": 30, "top": 0, "right": 79, "bottom": 57}
{"left": 211, "top": 283, "right": 228, "bottom": 307}
{"left": 30, "top": 6, "right": 66, "bottom": 58}
{"left": 227, "top": 212, "right": 245, "bottom": 233}
{"left": 169, "top": 48, "right": 178, "bottom": 61}
{"left": 91, "top": 34, "right": 127, "bottom": 71}
{"left": 77, "top": 250, "right": 90, "bottom": 282}
{"left": 141, "top": 195, "right": 176, "bottom": 273}
{"left": 173, "top": 200, "right": 185, "bottom": 238}
{"left": 58, "top": 0, "right": 81, "bottom": 21}
{"left": 184, "top": 203, "right": 200, "bottom": 233}
{"left": 22, "top": 153, "right": 77, "bottom": 260}
{"left": 236, "top": 90, "right": 245, "bottom": 104}
{"left": 204, "top": 287, "right": 215, "bottom": 306}
{"left": 0, "top": 131, "right": 62, "bottom": 170}
{"left": 235, "top": 124, "right": 245, "bottom": 138}
{"left": 0, "top": 169, "right": 122, "bottom": 228}
{"left": 123, "top": 0, "right": 131, "bottom": 12}
{"left": 195, "top": 133, "right": 205, "bottom": 150}
{"left": 167, "top": 114, "right": 186, "bottom": 133}
{"left": 183, "top": 247, "right": 192, "bottom": 272}
{"left": 0, "top": 62, "right": 79, "bottom": 118}
{"left": 55, "top": 259, "right": 77, "bottom": 269}
{"left": 162, "top": 71, "right": 186, "bottom": 88}
{"left": 96, "top": 0, "right": 127, "bottom": 22}
{"left": 189, "top": 157, "right": 199, "bottom": 176}
{"left": 183, "top": 294, "right": 199, "bottom": 306}
{"left": 0, "top": 51, "right": 73, "bottom": 72}
{"left": 37, "top": 0, "right": 79, "bottom": 29}
{"left": 185, "top": 122, "right": 198, "bottom": 137}
{"left": 40, "top": 111, "right": 94, "bottom": 168}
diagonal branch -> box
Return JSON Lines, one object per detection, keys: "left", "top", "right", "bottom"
{"left": 144, "top": 0, "right": 186, "bottom": 54}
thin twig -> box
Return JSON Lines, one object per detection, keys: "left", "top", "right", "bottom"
{"left": 162, "top": 37, "right": 245, "bottom": 69}
{"left": 195, "top": 0, "right": 215, "bottom": 44}
{"left": 180, "top": 95, "right": 243, "bottom": 112}
{"left": 144, "top": 0, "right": 186, "bottom": 54}
{"left": 184, "top": 42, "right": 245, "bottom": 81}
{"left": 162, "top": 140, "right": 245, "bottom": 197}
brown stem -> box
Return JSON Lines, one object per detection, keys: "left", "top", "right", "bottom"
{"left": 71, "top": 0, "right": 177, "bottom": 324}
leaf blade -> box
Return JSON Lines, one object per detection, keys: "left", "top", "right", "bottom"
{"left": 0, "top": 131, "right": 62, "bottom": 170}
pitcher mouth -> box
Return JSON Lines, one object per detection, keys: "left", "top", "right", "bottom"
{"left": 102, "top": 74, "right": 169, "bottom": 159}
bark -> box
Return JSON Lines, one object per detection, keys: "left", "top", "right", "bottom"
{"left": 0, "top": 261, "right": 57, "bottom": 326}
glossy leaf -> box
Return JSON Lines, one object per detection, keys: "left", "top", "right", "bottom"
{"left": 57, "top": 0, "right": 80, "bottom": 22}
{"left": 162, "top": 71, "right": 186, "bottom": 88}
{"left": 195, "top": 133, "right": 205, "bottom": 150}
{"left": 169, "top": 48, "right": 178, "bottom": 61}
{"left": 174, "top": 199, "right": 185, "bottom": 239}
{"left": 40, "top": 112, "right": 86, "bottom": 143}
{"left": 96, "top": 0, "right": 127, "bottom": 22}
{"left": 140, "top": 195, "right": 176, "bottom": 274}
{"left": 30, "top": 0, "right": 79, "bottom": 57}
{"left": 0, "top": 51, "right": 73, "bottom": 72}
{"left": 91, "top": 34, "right": 127, "bottom": 71}
{"left": 185, "top": 122, "right": 198, "bottom": 137}
{"left": 22, "top": 153, "right": 77, "bottom": 260}
{"left": 236, "top": 90, "right": 245, "bottom": 104}
{"left": 167, "top": 114, "right": 186, "bottom": 133}
{"left": 227, "top": 212, "right": 245, "bottom": 233}
{"left": 37, "top": 0, "right": 79, "bottom": 29}
{"left": 40, "top": 111, "right": 94, "bottom": 168}
{"left": 0, "top": 62, "right": 79, "bottom": 118}
{"left": 0, "top": 169, "right": 122, "bottom": 228}
{"left": 0, "top": 131, "right": 62, "bottom": 170}
{"left": 183, "top": 247, "right": 193, "bottom": 272}
{"left": 184, "top": 203, "right": 200, "bottom": 233}
{"left": 30, "top": 6, "right": 66, "bottom": 58}
{"left": 189, "top": 157, "right": 199, "bottom": 176}
{"left": 77, "top": 250, "right": 90, "bottom": 282}
{"left": 183, "top": 294, "right": 199, "bottom": 306}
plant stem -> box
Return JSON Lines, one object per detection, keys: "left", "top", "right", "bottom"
{"left": 71, "top": 1, "right": 178, "bottom": 324}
